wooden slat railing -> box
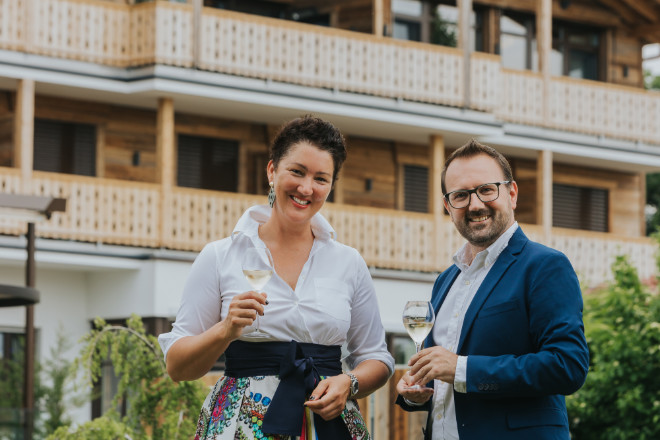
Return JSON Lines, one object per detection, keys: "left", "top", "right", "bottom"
{"left": 199, "top": 8, "right": 464, "bottom": 106}
{"left": 0, "top": 170, "right": 656, "bottom": 285}
{"left": 547, "top": 77, "right": 660, "bottom": 145}
{"left": 0, "top": 0, "right": 659, "bottom": 145}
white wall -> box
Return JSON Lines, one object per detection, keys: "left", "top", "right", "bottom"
{"left": 372, "top": 275, "right": 435, "bottom": 334}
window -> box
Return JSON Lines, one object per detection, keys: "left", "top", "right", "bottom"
{"left": 204, "top": 0, "right": 329, "bottom": 26}
{"left": 404, "top": 164, "right": 429, "bottom": 213}
{"left": 33, "top": 119, "right": 96, "bottom": 176}
{"left": 500, "top": 11, "right": 537, "bottom": 71}
{"left": 389, "top": 333, "right": 417, "bottom": 365}
{"left": 552, "top": 22, "right": 602, "bottom": 80}
{"left": 392, "top": 1, "right": 480, "bottom": 49}
{"left": 177, "top": 135, "right": 239, "bottom": 192}
{"left": 0, "top": 329, "right": 34, "bottom": 411}
{"left": 553, "top": 183, "right": 608, "bottom": 232}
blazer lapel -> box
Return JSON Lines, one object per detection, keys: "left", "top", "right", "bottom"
{"left": 425, "top": 266, "right": 460, "bottom": 349}
{"left": 457, "top": 228, "right": 528, "bottom": 352}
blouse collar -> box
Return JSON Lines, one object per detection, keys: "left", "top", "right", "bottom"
{"left": 232, "top": 205, "right": 336, "bottom": 242}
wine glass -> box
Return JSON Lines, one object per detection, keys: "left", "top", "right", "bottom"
{"left": 402, "top": 300, "right": 435, "bottom": 389}
{"left": 241, "top": 246, "right": 274, "bottom": 338}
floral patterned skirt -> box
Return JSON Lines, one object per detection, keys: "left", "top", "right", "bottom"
{"left": 194, "top": 374, "right": 370, "bottom": 440}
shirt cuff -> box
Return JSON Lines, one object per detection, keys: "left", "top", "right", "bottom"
{"left": 403, "top": 397, "right": 426, "bottom": 407}
{"left": 453, "top": 355, "right": 468, "bottom": 393}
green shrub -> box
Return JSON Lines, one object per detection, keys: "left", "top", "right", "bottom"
{"left": 567, "top": 256, "right": 660, "bottom": 440}
{"left": 48, "top": 315, "right": 206, "bottom": 440}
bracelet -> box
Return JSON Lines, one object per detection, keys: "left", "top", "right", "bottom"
{"left": 403, "top": 397, "right": 425, "bottom": 407}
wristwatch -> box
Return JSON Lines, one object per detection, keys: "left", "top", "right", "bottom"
{"left": 345, "top": 372, "right": 359, "bottom": 398}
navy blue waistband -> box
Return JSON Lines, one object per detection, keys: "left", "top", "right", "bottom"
{"left": 224, "top": 340, "right": 342, "bottom": 378}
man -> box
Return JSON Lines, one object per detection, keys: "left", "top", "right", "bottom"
{"left": 396, "top": 140, "right": 589, "bottom": 440}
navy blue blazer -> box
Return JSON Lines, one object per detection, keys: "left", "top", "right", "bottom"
{"left": 397, "top": 227, "right": 589, "bottom": 440}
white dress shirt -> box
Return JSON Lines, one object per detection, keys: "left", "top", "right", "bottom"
{"left": 430, "top": 222, "right": 518, "bottom": 439}
{"left": 158, "top": 205, "right": 394, "bottom": 373}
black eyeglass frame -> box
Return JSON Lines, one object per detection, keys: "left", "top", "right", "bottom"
{"left": 443, "top": 181, "right": 513, "bottom": 209}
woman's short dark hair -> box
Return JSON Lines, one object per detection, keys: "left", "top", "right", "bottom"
{"left": 270, "top": 115, "right": 347, "bottom": 183}
{"left": 441, "top": 139, "right": 514, "bottom": 194}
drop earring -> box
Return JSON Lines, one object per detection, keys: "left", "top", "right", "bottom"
{"left": 268, "top": 182, "right": 276, "bottom": 208}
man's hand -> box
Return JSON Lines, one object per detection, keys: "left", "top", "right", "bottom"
{"left": 409, "top": 346, "right": 458, "bottom": 386}
{"left": 396, "top": 371, "right": 433, "bottom": 405}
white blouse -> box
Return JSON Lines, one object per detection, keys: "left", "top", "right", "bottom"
{"left": 158, "top": 205, "right": 394, "bottom": 374}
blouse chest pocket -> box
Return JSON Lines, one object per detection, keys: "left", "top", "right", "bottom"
{"left": 313, "top": 278, "right": 352, "bottom": 322}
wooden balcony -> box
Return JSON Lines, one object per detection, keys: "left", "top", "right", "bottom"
{"left": 0, "top": 0, "right": 658, "bottom": 146}
{"left": 0, "top": 169, "right": 655, "bottom": 286}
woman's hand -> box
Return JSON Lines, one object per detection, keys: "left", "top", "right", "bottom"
{"left": 219, "top": 291, "right": 268, "bottom": 340}
{"left": 304, "top": 374, "right": 351, "bottom": 420}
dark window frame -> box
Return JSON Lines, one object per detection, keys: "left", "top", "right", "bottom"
{"left": 552, "top": 20, "right": 603, "bottom": 81}
{"left": 177, "top": 134, "right": 240, "bottom": 193}
{"left": 33, "top": 118, "right": 97, "bottom": 177}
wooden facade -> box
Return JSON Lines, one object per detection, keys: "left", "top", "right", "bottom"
{"left": 1, "top": 1, "right": 660, "bottom": 438}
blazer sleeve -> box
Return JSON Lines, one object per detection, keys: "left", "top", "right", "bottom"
{"left": 465, "top": 250, "right": 589, "bottom": 397}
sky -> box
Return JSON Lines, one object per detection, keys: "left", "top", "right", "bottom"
{"left": 643, "top": 43, "right": 660, "bottom": 77}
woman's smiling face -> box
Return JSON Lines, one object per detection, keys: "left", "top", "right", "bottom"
{"left": 267, "top": 141, "right": 334, "bottom": 225}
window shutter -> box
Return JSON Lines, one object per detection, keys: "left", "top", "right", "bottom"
{"left": 552, "top": 183, "right": 608, "bottom": 232}
{"left": 33, "top": 119, "right": 95, "bottom": 176}
{"left": 177, "top": 134, "right": 238, "bottom": 192}
{"left": 403, "top": 164, "right": 428, "bottom": 213}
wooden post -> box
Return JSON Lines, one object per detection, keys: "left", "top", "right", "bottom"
{"left": 13, "top": 79, "right": 35, "bottom": 188}
{"left": 373, "top": 0, "right": 384, "bottom": 36}
{"left": 156, "top": 98, "right": 175, "bottom": 246}
{"left": 536, "top": 150, "right": 553, "bottom": 243}
{"left": 96, "top": 125, "right": 106, "bottom": 178}
{"left": 457, "top": 0, "right": 473, "bottom": 108}
{"left": 430, "top": 135, "right": 445, "bottom": 272}
{"left": 238, "top": 142, "right": 248, "bottom": 194}
{"left": 536, "top": 0, "right": 551, "bottom": 121}
{"left": 192, "top": 0, "right": 202, "bottom": 67}
{"left": 429, "top": 135, "right": 445, "bottom": 218}
{"left": 333, "top": 170, "right": 345, "bottom": 204}
{"left": 156, "top": 97, "right": 175, "bottom": 188}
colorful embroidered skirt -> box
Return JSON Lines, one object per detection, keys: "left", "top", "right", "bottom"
{"left": 194, "top": 374, "right": 370, "bottom": 440}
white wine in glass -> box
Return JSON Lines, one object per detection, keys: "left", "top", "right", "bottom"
{"left": 242, "top": 247, "right": 273, "bottom": 338}
{"left": 402, "top": 300, "right": 435, "bottom": 389}
{"left": 402, "top": 301, "right": 435, "bottom": 353}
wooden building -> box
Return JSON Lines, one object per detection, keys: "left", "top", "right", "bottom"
{"left": 0, "top": 0, "right": 659, "bottom": 438}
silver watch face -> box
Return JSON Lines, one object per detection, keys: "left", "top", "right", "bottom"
{"left": 350, "top": 374, "right": 359, "bottom": 395}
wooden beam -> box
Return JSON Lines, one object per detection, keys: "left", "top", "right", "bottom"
{"left": 96, "top": 124, "right": 105, "bottom": 178}
{"left": 593, "top": 0, "right": 640, "bottom": 25}
{"left": 13, "top": 79, "right": 35, "bottom": 186}
{"left": 536, "top": 149, "right": 552, "bottom": 242}
{"left": 458, "top": 0, "right": 473, "bottom": 108}
{"left": 429, "top": 135, "right": 445, "bottom": 218}
{"left": 551, "top": 0, "right": 624, "bottom": 26}
{"left": 619, "top": 0, "right": 660, "bottom": 22}
{"left": 333, "top": 169, "right": 345, "bottom": 204}
{"left": 192, "top": 0, "right": 202, "bottom": 67}
{"left": 156, "top": 97, "right": 175, "bottom": 187}
{"left": 537, "top": 0, "right": 551, "bottom": 121}
{"left": 373, "top": 0, "right": 384, "bottom": 36}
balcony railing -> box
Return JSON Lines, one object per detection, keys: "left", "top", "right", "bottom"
{"left": 0, "top": 0, "right": 658, "bottom": 146}
{"left": 0, "top": 169, "right": 656, "bottom": 286}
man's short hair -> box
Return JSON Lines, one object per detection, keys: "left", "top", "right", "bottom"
{"left": 441, "top": 139, "right": 514, "bottom": 194}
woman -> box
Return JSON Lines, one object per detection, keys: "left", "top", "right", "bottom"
{"left": 158, "top": 116, "right": 394, "bottom": 440}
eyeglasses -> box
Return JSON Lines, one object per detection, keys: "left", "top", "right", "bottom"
{"left": 443, "top": 181, "right": 512, "bottom": 209}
